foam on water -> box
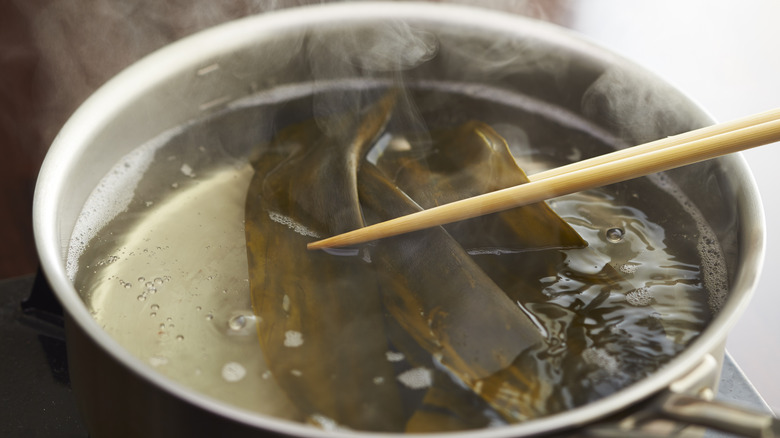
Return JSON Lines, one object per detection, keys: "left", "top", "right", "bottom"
{"left": 397, "top": 367, "right": 433, "bottom": 390}
{"left": 648, "top": 173, "right": 729, "bottom": 312}
{"left": 268, "top": 211, "right": 322, "bottom": 238}
{"left": 222, "top": 362, "right": 247, "bottom": 382}
{"left": 284, "top": 330, "right": 304, "bottom": 348}
{"left": 66, "top": 125, "right": 187, "bottom": 280}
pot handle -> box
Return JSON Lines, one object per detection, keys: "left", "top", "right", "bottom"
{"left": 656, "top": 392, "right": 780, "bottom": 437}
{"left": 584, "top": 354, "right": 779, "bottom": 438}
{"left": 584, "top": 394, "right": 779, "bottom": 438}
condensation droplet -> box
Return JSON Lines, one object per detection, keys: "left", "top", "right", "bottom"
{"left": 138, "top": 277, "right": 146, "bottom": 283}
{"left": 176, "top": 335, "right": 184, "bottom": 341}
{"left": 151, "top": 304, "right": 159, "bottom": 311}
{"left": 137, "top": 294, "right": 146, "bottom": 302}
{"left": 206, "top": 313, "right": 214, "bottom": 321}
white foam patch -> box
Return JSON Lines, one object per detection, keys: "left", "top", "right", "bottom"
{"left": 284, "top": 330, "right": 304, "bottom": 347}
{"left": 148, "top": 356, "right": 168, "bottom": 367}
{"left": 180, "top": 163, "right": 196, "bottom": 178}
{"left": 308, "top": 413, "right": 349, "bottom": 431}
{"left": 397, "top": 367, "right": 433, "bottom": 390}
{"left": 221, "top": 362, "right": 246, "bottom": 382}
{"left": 626, "top": 287, "right": 653, "bottom": 307}
{"left": 268, "top": 211, "right": 321, "bottom": 238}
{"left": 66, "top": 125, "right": 184, "bottom": 280}
{"left": 582, "top": 348, "right": 619, "bottom": 374}
{"left": 385, "top": 351, "right": 405, "bottom": 362}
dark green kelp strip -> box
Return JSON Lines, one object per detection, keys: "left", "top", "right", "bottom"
{"left": 358, "top": 162, "right": 549, "bottom": 421}
{"left": 374, "top": 121, "right": 586, "bottom": 253}
{"left": 245, "top": 93, "right": 407, "bottom": 431}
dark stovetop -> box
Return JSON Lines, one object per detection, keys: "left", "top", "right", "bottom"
{"left": 0, "top": 274, "right": 772, "bottom": 438}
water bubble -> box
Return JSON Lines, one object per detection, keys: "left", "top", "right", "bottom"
{"left": 124, "top": 282, "right": 132, "bottom": 289}
{"left": 221, "top": 362, "right": 246, "bottom": 382}
{"left": 151, "top": 304, "right": 160, "bottom": 311}
{"left": 154, "top": 277, "right": 163, "bottom": 285}
{"left": 176, "top": 335, "right": 184, "bottom": 341}
{"left": 150, "top": 312, "right": 157, "bottom": 317}
{"left": 145, "top": 281, "right": 154, "bottom": 288}
{"left": 228, "top": 315, "right": 247, "bottom": 331}
{"left": 138, "top": 276, "right": 146, "bottom": 283}
{"left": 137, "top": 294, "right": 146, "bottom": 302}
{"left": 606, "top": 227, "right": 625, "bottom": 243}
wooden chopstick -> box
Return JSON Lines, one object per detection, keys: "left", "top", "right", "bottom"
{"left": 528, "top": 107, "right": 780, "bottom": 182}
{"left": 308, "top": 110, "right": 780, "bottom": 250}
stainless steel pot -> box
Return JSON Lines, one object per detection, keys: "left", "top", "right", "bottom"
{"left": 32, "top": 2, "right": 776, "bottom": 437}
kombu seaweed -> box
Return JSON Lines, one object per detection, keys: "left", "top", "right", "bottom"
{"left": 244, "top": 92, "right": 646, "bottom": 431}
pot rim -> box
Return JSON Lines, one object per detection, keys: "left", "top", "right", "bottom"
{"left": 33, "top": 2, "right": 766, "bottom": 436}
